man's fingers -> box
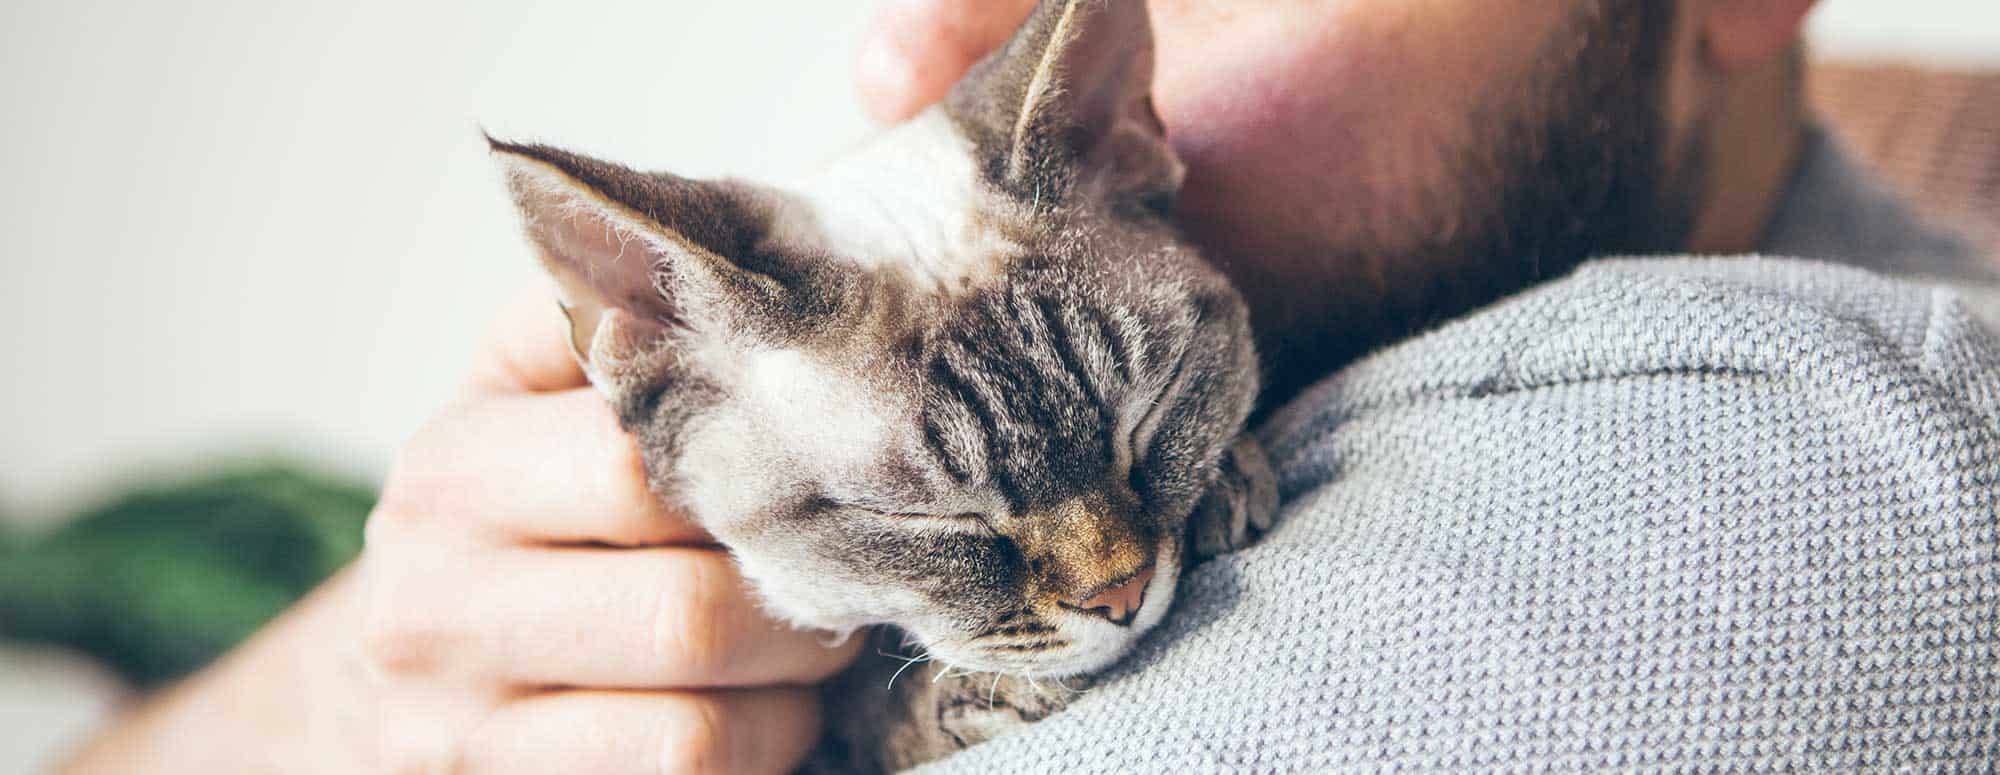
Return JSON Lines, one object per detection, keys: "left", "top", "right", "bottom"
{"left": 465, "top": 286, "right": 589, "bottom": 396}
{"left": 471, "top": 547, "right": 864, "bottom": 688}
{"left": 375, "top": 388, "right": 708, "bottom": 547}
{"left": 853, "top": 0, "right": 1037, "bottom": 123}
{"left": 363, "top": 545, "right": 863, "bottom": 690}
{"left": 459, "top": 688, "right": 821, "bottom": 775}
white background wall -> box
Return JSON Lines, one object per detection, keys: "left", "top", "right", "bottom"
{"left": 1808, "top": 2, "right": 2000, "bottom": 63}
{"left": 2, "top": 1, "right": 1997, "bottom": 523}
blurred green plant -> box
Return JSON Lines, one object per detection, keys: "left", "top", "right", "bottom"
{"left": 0, "top": 463, "right": 373, "bottom": 688}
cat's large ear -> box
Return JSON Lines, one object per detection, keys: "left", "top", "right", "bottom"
{"left": 490, "top": 138, "right": 850, "bottom": 385}
{"left": 943, "top": 0, "right": 1181, "bottom": 210}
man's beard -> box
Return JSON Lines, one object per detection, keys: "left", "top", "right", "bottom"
{"left": 1254, "top": 0, "right": 1700, "bottom": 404}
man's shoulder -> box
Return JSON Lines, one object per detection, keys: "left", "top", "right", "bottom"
{"left": 1265, "top": 255, "right": 2000, "bottom": 471}
{"left": 1261, "top": 255, "right": 2000, "bottom": 548}
{"left": 921, "top": 256, "right": 2000, "bottom": 773}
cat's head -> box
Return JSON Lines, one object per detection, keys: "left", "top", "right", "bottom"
{"left": 492, "top": 0, "right": 1256, "bottom": 678}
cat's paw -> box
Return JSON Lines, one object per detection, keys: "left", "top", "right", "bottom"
{"left": 1187, "top": 435, "right": 1279, "bottom": 561}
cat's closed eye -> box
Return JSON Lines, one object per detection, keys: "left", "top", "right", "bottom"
{"left": 873, "top": 510, "right": 996, "bottom": 536}
{"left": 821, "top": 498, "right": 999, "bottom": 535}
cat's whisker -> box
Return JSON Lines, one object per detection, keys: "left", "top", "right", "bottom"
{"left": 884, "top": 651, "right": 931, "bottom": 693}
{"left": 987, "top": 671, "right": 1003, "bottom": 708}
{"left": 877, "top": 646, "right": 936, "bottom": 690}
{"left": 876, "top": 645, "right": 934, "bottom": 661}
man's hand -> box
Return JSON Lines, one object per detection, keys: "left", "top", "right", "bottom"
{"left": 64, "top": 293, "right": 860, "bottom": 775}
{"left": 853, "top": 0, "right": 1034, "bottom": 123}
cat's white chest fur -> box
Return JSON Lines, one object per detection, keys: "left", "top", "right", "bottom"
{"left": 769, "top": 111, "right": 1021, "bottom": 295}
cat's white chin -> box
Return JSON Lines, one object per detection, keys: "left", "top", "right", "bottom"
{"left": 1047, "top": 553, "right": 1181, "bottom": 676}
{"left": 932, "top": 549, "right": 1183, "bottom": 679}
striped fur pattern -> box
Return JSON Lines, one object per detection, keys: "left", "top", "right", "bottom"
{"left": 491, "top": 2, "right": 1275, "bottom": 769}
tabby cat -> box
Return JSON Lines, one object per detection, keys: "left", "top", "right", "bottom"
{"left": 491, "top": 1, "right": 1275, "bottom": 769}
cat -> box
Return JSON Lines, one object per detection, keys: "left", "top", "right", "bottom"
{"left": 490, "top": 1, "right": 1276, "bottom": 770}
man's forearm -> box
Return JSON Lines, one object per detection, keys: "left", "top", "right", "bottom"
{"left": 61, "top": 568, "right": 375, "bottom": 774}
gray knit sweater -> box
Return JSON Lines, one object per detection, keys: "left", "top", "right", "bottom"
{"left": 920, "top": 130, "right": 2000, "bottom": 771}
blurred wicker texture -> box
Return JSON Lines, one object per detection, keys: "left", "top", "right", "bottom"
{"left": 1810, "top": 61, "right": 2000, "bottom": 263}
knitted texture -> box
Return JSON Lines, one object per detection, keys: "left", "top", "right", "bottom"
{"left": 919, "top": 257, "right": 2000, "bottom": 772}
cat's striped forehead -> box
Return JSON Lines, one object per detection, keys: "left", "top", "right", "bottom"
{"left": 916, "top": 278, "right": 1150, "bottom": 510}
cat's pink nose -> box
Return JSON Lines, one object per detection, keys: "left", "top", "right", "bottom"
{"left": 1069, "top": 564, "right": 1155, "bottom": 626}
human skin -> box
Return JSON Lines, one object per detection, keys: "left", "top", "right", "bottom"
{"left": 63, "top": 292, "right": 862, "bottom": 775}
{"left": 66, "top": 1, "right": 1817, "bottom": 773}
{"left": 862, "top": 0, "right": 1815, "bottom": 398}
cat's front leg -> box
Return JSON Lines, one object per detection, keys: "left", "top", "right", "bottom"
{"left": 1187, "top": 435, "right": 1279, "bottom": 561}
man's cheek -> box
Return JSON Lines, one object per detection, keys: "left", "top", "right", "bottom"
{"left": 1151, "top": 0, "right": 1573, "bottom": 136}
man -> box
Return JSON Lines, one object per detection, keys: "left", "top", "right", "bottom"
{"left": 67, "top": 0, "right": 1996, "bottom": 772}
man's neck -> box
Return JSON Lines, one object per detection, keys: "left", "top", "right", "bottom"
{"left": 1686, "top": 49, "right": 1807, "bottom": 254}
